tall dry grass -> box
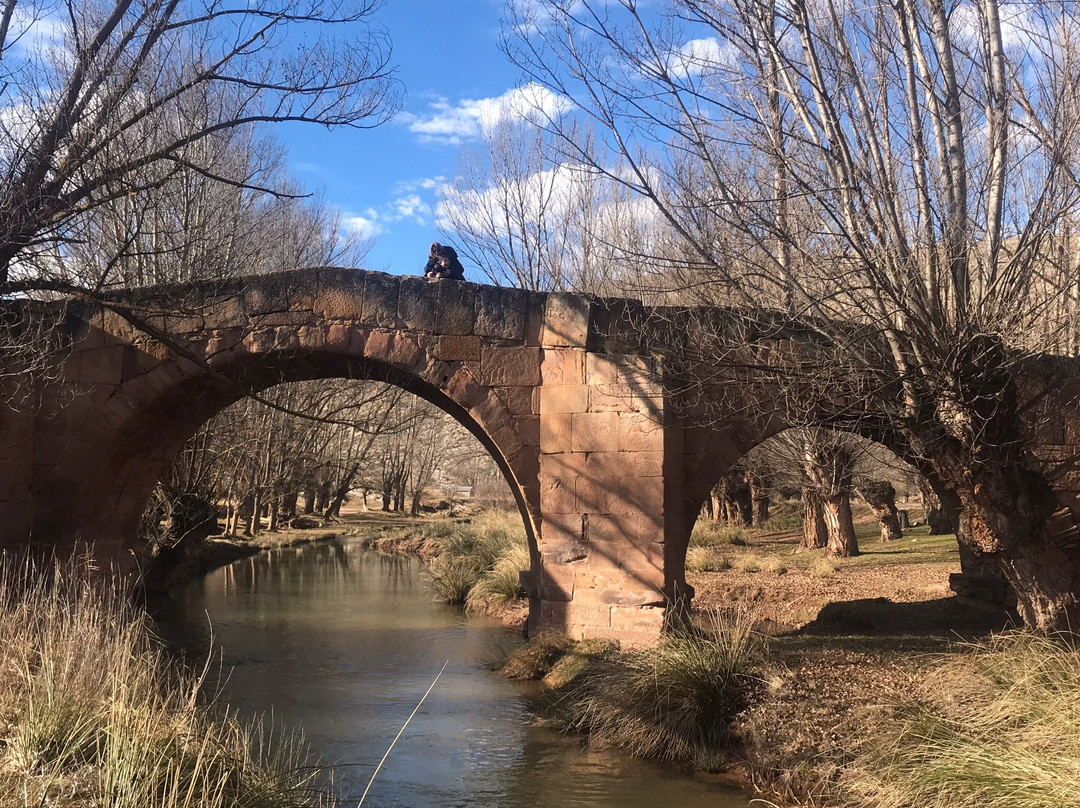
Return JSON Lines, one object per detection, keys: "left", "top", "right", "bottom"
{"left": 0, "top": 555, "right": 330, "bottom": 808}
{"left": 842, "top": 632, "right": 1080, "bottom": 808}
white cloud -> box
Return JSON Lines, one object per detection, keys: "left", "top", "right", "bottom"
{"left": 392, "top": 193, "right": 431, "bottom": 222}
{"left": 343, "top": 210, "right": 384, "bottom": 239}
{"left": 399, "top": 83, "right": 573, "bottom": 145}
{"left": 668, "top": 37, "right": 736, "bottom": 78}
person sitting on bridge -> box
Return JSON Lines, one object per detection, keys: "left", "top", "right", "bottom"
{"left": 423, "top": 242, "right": 465, "bottom": 280}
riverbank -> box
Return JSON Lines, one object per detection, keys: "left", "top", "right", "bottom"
{"left": 354, "top": 510, "right": 530, "bottom": 629}
{"left": 0, "top": 559, "right": 332, "bottom": 807}
{"left": 162, "top": 519, "right": 366, "bottom": 592}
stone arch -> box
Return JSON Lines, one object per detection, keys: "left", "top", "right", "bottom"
{"left": 59, "top": 326, "right": 541, "bottom": 573}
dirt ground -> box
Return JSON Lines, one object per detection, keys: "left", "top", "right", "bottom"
{"left": 688, "top": 518, "right": 1017, "bottom": 804}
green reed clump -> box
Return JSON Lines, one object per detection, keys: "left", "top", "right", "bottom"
{"left": 842, "top": 632, "right": 1080, "bottom": 808}
{"left": 421, "top": 510, "right": 529, "bottom": 607}
{"left": 0, "top": 555, "right": 330, "bottom": 808}
{"left": 467, "top": 542, "right": 531, "bottom": 612}
{"left": 556, "top": 609, "right": 764, "bottom": 765}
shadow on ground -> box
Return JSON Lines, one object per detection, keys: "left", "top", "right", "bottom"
{"left": 799, "top": 596, "right": 1017, "bottom": 637}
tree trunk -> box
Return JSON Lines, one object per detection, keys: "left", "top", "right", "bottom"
{"left": 753, "top": 496, "right": 770, "bottom": 526}
{"left": 800, "top": 488, "right": 828, "bottom": 550}
{"left": 381, "top": 483, "right": 392, "bottom": 512}
{"left": 303, "top": 488, "right": 315, "bottom": 514}
{"left": 919, "top": 478, "right": 953, "bottom": 534}
{"left": 823, "top": 492, "right": 859, "bottom": 558}
{"left": 857, "top": 480, "right": 903, "bottom": 541}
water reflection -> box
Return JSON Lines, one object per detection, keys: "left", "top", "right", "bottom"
{"left": 152, "top": 538, "right": 748, "bottom": 807}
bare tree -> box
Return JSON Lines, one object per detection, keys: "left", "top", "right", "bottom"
{"left": 0, "top": 0, "right": 398, "bottom": 292}
{"left": 505, "top": 0, "right": 1080, "bottom": 630}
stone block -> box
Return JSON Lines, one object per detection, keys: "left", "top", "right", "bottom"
{"left": 313, "top": 284, "right": 363, "bottom": 319}
{"left": 618, "top": 412, "right": 663, "bottom": 452}
{"left": 518, "top": 292, "right": 543, "bottom": 348}
{"left": 503, "top": 386, "right": 536, "bottom": 415}
{"left": 541, "top": 349, "right": 585, "bottom": 385}
{"left": 631, "top": 451, "right": 665, "bottom": 477}
{"left": 575, "top": 477, "right": 608, "bottom": 513}
{"left": 514, "top": 415, "right": 541, "bottom": 446}
{"left": 541, "top": 563, "right": 576, "bottom": 601}
{"left": 475, "top": 285, "right": 528, "bottom": 340}
{"left": 539, "top": 413, "right": 573, "bottom": 453}
{"left": 540, "top": 451, "right": 588, "bottom": 477}
{"left": 398, "top": 276, "right": 438, "bottom": 331}
{"left": 609, "top": 605, "right": 665, "bottom": 633}
{"left": 326, "top": 323, "right": 366, "bottom": 354}
{"left": 589, "top": 384, "right": 632, "bottom": 413}
{"left": 480, "top": 346, "right": 541, "bottom": 386}
{"left": 597, "top": 588, "right": 664, "bottom": 607}
{"left": 541, "top": 600, "right": 612, "bottom": 629}
{"left": 539, "top": 478, "right": 577, "bottom": 514}
{"left": 361, "top": 272, "right": 401, "bottom": 328}
{"left": 571, "top": 412, "right": 619, "bottom": 453}
{"left": 543, "top": 293, "right": 590, "bottom": 348}
{"left": 609, "top": 476, "right": 665, "bottom": 515}
{"left": 589, "top": 514, "right": 638, "bottom": 544}
{"left": 436, "top": 280, "right": 475, "bottom": 335}
{"left": 435, "top": 335, "right": 482, "bottom": 361}
{"left": 586, "top": 353, "right": 620, "bottom": 385}
{"left": 539, "top": 385, "right": 588, "bottom": 414}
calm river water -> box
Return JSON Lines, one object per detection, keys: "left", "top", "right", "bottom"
{"left": 151, "top": 537, "right": 750, "bottom": 808}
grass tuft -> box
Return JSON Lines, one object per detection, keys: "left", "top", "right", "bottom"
{"left": 555, "top": 609, "right": 764, "bottom": 764}
{"left": 841, "top": 631, "right": 1080, "bottom": 808}
{"left": 0, "top": 554, "right": 330, "bottom": 808}
{"left": 686, "top": 546, "right": 732, "bottom": 573}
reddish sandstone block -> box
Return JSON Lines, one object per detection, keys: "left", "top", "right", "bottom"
{"left": 608, "top": 476, "right": 665, "bottom": 516}
{"left": 504, "top": 386, "right": 536, "bottom": 415}
{"left": 541, "top": 348, "right": 585, "bottom": 385}
{"left": 481, "top": 346, "right": 541, "bottom": 386}
{"left": 541, "top": 563, "right": 577, "bottom": 601}
{"left": 610, "top": 605, "right": 665, "bottom": 633}
{"left": 630, "top": 451, "right": 665, "bottom": 477}
{"left": 571, "top": 412, "right": 619, "bottom": 452}
{"left": 540, "top": 454, "right": 588, "bottom": 492}
{"left": 514, "top": 415, "right": 541, "bottom": 447}
{"left": 539, "top": 385, "right": 589, "bottom": 414}
{"left": 542, "top": 293, "right": 590, "bottom": 348}
{"left": 539, "top": 413, "right": 573, "bottom": 453}
{"left": 586, "top": 353, "right": 620, "bottom": 385}
{"left": 589, "top": 384, "right": 633, "bottom": 413}
{"left": 539, "top": 478, "right": 577, "bottom": 514}
{"left": 576, "top": 477, "right": 608, "bottom": 513}
{"left": 618, "top": 412, "right": 663, "bottom": 452}
{"left": 435, "top": 335, "right": 481, "bottom": 361}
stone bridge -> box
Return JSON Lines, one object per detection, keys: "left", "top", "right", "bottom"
{"left": 3, "top": 268, "right": 1080, "bottom": 644}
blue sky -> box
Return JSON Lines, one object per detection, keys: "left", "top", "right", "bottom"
{"left": 281, "top": 0, "right": 524, "bottom": 276}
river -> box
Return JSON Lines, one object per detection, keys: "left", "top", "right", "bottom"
{"left": 151, "top": 537, "right": 751, "bottom": 807}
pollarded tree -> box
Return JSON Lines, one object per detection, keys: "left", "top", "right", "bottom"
{"left": 506, "top": 0, "right": 1080, "bottom": 631}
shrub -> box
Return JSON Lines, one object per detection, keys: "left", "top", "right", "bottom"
{"left": 557, "top": 609, "right": 764, "bottom": 764}
{"left": 841, "top": 632, "right": 1080, "bottom": 808}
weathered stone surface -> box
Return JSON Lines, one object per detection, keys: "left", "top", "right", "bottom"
{"left": 361, "top": 272, "right": 400, "bottom": 328}
{"left": 475, "top": 285, "right": 527, "bottom": 340}
{"left": 539, "top": 385, "right": 589, "bottom": 414}
{"left": 436, "top": 280, "right": 475, "bottom": 335}
{"left": 481, "top": 346, "right": 541, "bottom": 386}
{"left": 398, "top": 276, "right": 438, "bottom": 331}
{"left": 543, "top": 293, "right": 590, "bottom": 348}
